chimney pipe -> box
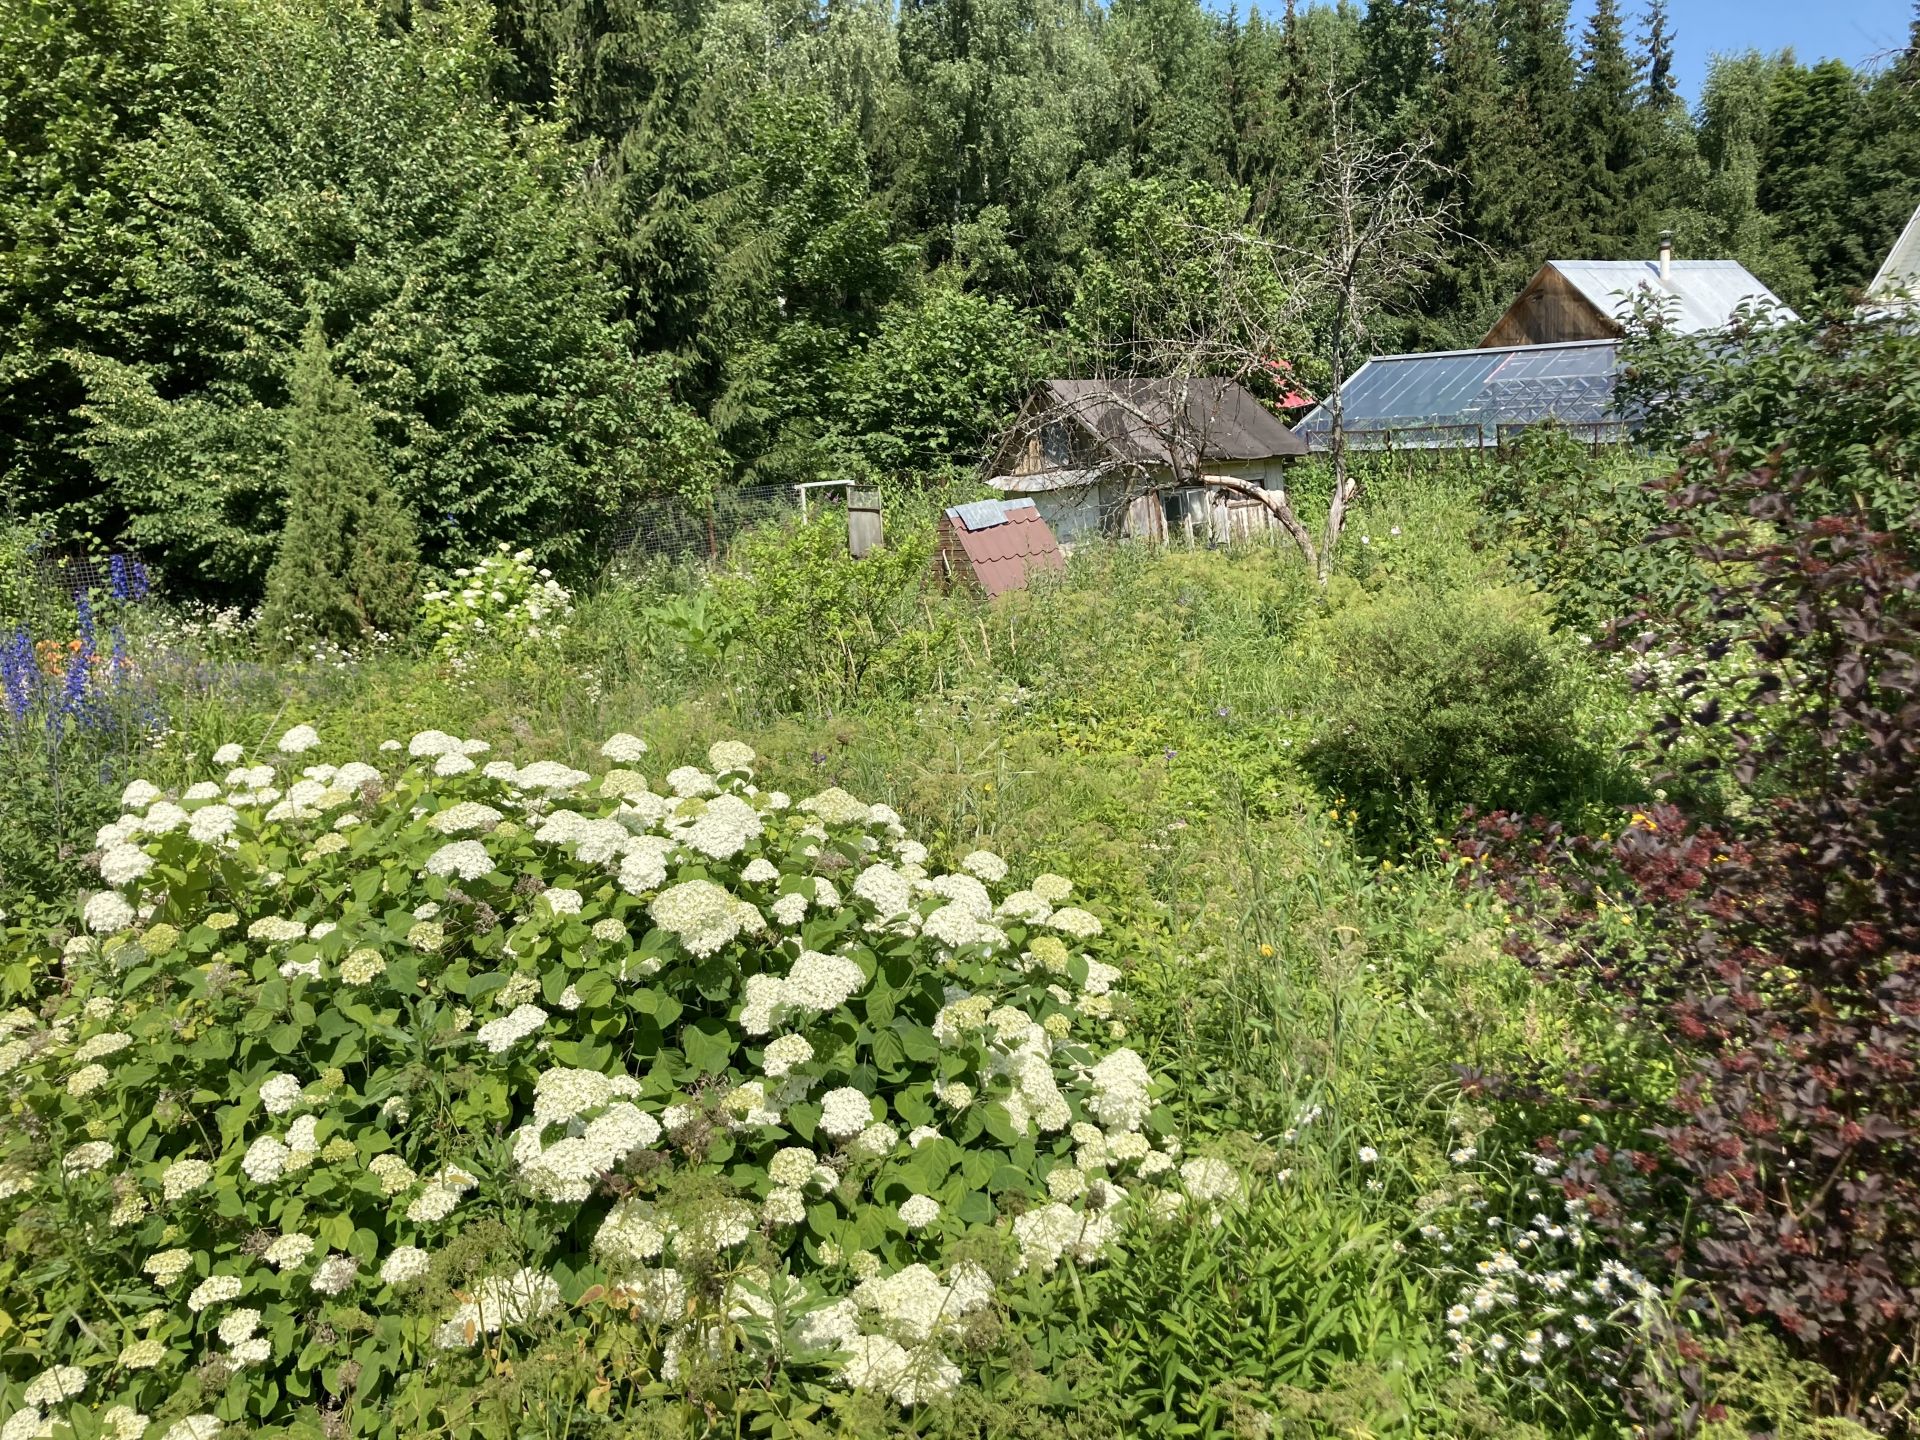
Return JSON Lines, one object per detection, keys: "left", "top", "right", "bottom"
{"left": 1658, "top": 230, "right": 1673, "bottom": 281}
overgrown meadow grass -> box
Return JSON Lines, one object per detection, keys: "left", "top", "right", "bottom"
{"left": 0, "top": 476, "right": 1684, "bottom": 1437}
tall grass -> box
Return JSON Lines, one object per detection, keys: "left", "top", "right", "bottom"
{"left": 0, "top": 472, "right": 1676, "bottom": 1435}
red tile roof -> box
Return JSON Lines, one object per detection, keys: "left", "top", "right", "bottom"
{"left": 939, "top": 500, "right": 1065, "bottom": 598}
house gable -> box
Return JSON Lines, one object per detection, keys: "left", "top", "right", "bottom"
{"left": 1480, "top": 266, "right": 1617, "bottom": 348}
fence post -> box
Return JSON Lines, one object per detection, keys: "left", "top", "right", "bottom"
{"left": 847, "top": 488, "right": 882, "bottom": 558}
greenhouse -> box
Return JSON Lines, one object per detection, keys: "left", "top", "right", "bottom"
{"left": 1292, "top": 339, "right": 1624, "bottom": 449}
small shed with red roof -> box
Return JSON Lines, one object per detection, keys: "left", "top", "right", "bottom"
{"left": 934, "top": 498, "right": 1066, "bottom": 598}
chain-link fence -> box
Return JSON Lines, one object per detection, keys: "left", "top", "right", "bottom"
{"left": 1, "top": 544, "right": 155, "bottom": 635}
{"left": 603, "top": 483, "right": 815, "bottom": 568}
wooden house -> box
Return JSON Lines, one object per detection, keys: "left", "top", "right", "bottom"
{"left": 1480, "top": 240, "right": 1792, "bottom": 347}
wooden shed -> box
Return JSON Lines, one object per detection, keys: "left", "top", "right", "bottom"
{"left": 987, "top": 377, "right": 1305, "bottom": 545}
{"left": 1480, "top": 247, "right": 1793, "bottom": 348}
{"left": 933, "top": 498, "right": 1066, "bottom": 598}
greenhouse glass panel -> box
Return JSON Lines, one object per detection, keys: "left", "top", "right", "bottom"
{"left": 1293, "top": 340, "right": 1621, "bottom": 447}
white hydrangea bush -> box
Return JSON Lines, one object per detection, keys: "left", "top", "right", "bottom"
{"left": 417, "top": 544, "right": 573, "bottom": 661}
{"left": 0, "top": 727, "right": 1230, "bottom": 1434}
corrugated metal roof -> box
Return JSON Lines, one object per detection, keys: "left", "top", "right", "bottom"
{"left": 1870, "top": 204, "right": 1920, "bottom": 297}
{"left": 1041, "top": 377, "right": 1307, "bottom": 467}
{"left": 1545, "top": 259, "right": 1793, "bottom": 333}
{"left": 1292, "top": 339, "right": 1621, "bottom": 446}
{"left": 987, "top": 469, "right": 1103, "bottom": 495}
{"left": 946, "top": 497, "right": 1039, "bottom": 532}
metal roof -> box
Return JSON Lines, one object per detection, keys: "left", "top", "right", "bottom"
{"left": 1039, "top": 377, "right": 1307, "bottom": 467}
{"left": 1870, "top": 204, "right": 1920, "bottom": 298}
{"left": 1292, "top": 339, "right": 1621, "bottom": 446}
{"left": 1544, "top": 259, "right": 1793, "bottom": 333}
{"left": 940, "top": 500, "right": 1065, "bottom": 597}
{"left": 987, "top": 469, "right": 1103, "bottom": 495}
{"left": 947, "top": 497, "right": 1039, "bottom": 532}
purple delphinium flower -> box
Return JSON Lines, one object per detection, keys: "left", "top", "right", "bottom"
{"left": 0, "top": 630, "right": 37, "bottom": 724}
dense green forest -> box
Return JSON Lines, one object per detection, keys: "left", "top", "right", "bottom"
{"left": 2, "top": 0, "right": 1917, "bottom": 592}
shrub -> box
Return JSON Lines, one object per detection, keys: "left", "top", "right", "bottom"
{"left": 259, "top": 317, "right": 419, "bottom": 652}
{"left": 1458, "top": 451, "right": 1920, "bottom": 1431}
{"left": 709, "top": 510, "right": 953, "bottom": 709}
{"left": 1480, "top": 428, "right": 1703, "bottom": 634}
{"left": 31, "top": 0, "right": 720, "bottom": 594}
{"left": 1619, "top": 302, "right": 1920, "bottom": 534}
{"left": 840, "top": 286, "right": 1039, "bottom": 479}
{"left": 417, "top": 544, "right": 574, "bottom": 663}
{"left": 1301, "top": 589, "right": 1613, "bottom": 847}
{"left": 0, "top": 723, "right": 1231, "bottom": 1435}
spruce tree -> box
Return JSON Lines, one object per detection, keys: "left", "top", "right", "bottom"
{"left": 1358, "top": 0, "right": 1439, "bottom": 132}
{"left": 1643, "top": 0, "right": 1676, "bottom": 109}
{"left": 1420, "top": 0, "right": 1538, "bottom": 344}
{"left": 1574, "top": 0, "right": 1649, "bottom": 251}
{"left": 260, "top": 313, "right": 419, "bottom": 651}
{"left": 1499, "top": 0, "right": 1582, "bottom": 258}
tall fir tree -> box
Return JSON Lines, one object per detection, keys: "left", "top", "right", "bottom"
{"left": 492, "top": 0, "right": 723, "bottom": 367}
{"left": 1416, "top": 0, "right": 1537, "bottom": 345}
{"left": 1357, "top": 0, "right": 1438, "bottom": 133}
{"left": 1574, "top": 0, "right": 1649, "bottom": 252}
{"left": 1498, "top": 0, "right": 1581, "bottom": 259}
{"left": 1642, "top": 0, "right": 1676, "bottom": 109}
{"left": 260, "top": 314, "right": 419, "bottom": 650}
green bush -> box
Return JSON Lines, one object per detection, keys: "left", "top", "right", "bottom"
{"left": 709, "top": 510, "right": 956, "bottom": 710}
{"left": 417, "top": 545, "right": 574, "bottom": 663}
{"left": 1479, "top": 428, "right": 1695, "bottom": 635}
{"left": 1301, "top": 588, "right": 1617, "bottom": 846}
{"left": 19, "top": 0, "right": 719, "bottom": 594}
{"left": 0, "top": 723, "right": 1241, "bottom": 1436}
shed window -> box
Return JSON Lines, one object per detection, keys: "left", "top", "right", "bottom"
{"left": 1041, "top": 423, "right": 1072, "bottom": 467}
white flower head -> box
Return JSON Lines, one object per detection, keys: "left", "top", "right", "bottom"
{"left": 707, "top": 740, "right": 755, "bottom": 773}
{"left": 960, "top": 849, "right": 1008, "bottom": 883}
{"left": 601, "top": 733, "right": 649, "bottom": 763}
{"left": 277, "top": 724, "right": 321, "bottom": 754}
{"left": 22, "top": 1364, "right": 87, "bottom": 1406}
{"left": 187, "top": 1273, "right": 244, "bottom": 1311}
{"left": 819, "top": 1087, "right": 875, "bottom": 1138}
{"left": 83, "top": 891, "right": 136, "bottom": 934}
{"left": 424, "top": 840, "right": 494, "bottom": 882}
{"left": 99, "top": 843, "right": 153, "bottom": 887}
{"left": 898, "top": 1194, "right": 940, "bottom": 1231}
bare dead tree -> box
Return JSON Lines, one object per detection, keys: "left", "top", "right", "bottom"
{"left": 995, "top": 80, "right": 1452, "bottom": 584}
{"left": 1287, "top": 82, "right": 1453, "bottom": 582}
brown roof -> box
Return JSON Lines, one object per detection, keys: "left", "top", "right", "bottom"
{"left": 1039, "top": 377, "right": 1307, "bottom": 467}
{"left": 939, "top": 499, "right": 1065, "bottom": 598}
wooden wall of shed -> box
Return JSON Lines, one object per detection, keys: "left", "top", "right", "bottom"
{"left": 1480, "top": 268, "right": 1620, "bottom": 347}
{"left": 930, "top": 517, "right": 972, "bottom": 592}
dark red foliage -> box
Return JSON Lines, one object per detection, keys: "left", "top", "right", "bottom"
{"left": 1457, "top": 452, "right": 1920, "bottom": 1433}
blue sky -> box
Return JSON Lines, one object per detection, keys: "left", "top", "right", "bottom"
{"left": 1600, "top": 0, "right": 1913, "bottom": 101}
{"left": 1254, "top": 0, "right": 1912, "bottom": 104}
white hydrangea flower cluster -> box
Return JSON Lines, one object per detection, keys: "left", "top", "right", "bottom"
{"left": 650, "top": 879, "right": 760, "bottom": 958}
{"left": 512, "top": 1069, "right": 663, "bottom": 1203}
{"left": 419, "top": 545, "right": 574, "bottom": 660}
{"left": 0, "top": 726, "right": 1224, "bottom": 1427}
